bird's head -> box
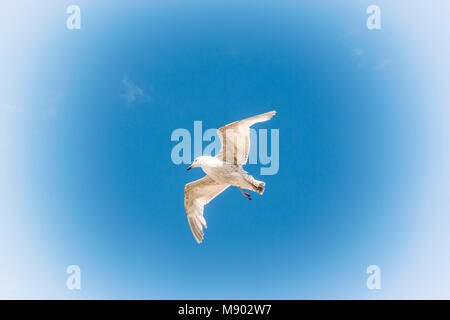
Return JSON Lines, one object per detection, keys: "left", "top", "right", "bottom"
{"left": 187, "top": 156, "right": 210, "bottom": 171}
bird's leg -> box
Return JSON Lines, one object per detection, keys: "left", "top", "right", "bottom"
{"left": 239, "top": 187, "right": 252, "bottom": 200}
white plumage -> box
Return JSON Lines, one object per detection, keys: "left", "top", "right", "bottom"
{"left": 184, "top": 111, "right": 276, "bottom": 243}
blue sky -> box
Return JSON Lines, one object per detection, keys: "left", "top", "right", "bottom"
{"left": 1, "top": 0, "right": 449, "bottom": 299}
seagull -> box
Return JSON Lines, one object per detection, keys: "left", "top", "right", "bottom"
{"left": 184, "top": 111, "right": 276, "bottom": 243}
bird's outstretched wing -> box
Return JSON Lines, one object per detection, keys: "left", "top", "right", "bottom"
{"left": 216, "top": 111, "right": 276, "bottom": 165}
{"left": 184, "top": 176, "right": 229, "bottom": 243}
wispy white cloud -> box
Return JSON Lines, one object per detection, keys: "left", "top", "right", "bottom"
{"left": 374, "top": 59, "right": 390, "bottom": 70}
{"left": 1, "top": 90, "right": 64, "bottom": 119}
{"left": 120, "top": 77, "right": 149, "bottom": 104}
{"left": 353, "top": 48, "right": 364, "bottom": 56}
{"left": 351, "top": 48, "right": 365, "bottom": 69}
{"left": 1, "top": 103, "right": 20, "bottom": 114}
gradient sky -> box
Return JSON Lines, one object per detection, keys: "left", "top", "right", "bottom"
{"left": 0, "top": 0, "right": 449, "bottom": 299}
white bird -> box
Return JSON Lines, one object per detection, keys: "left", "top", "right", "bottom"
{"left": 184, "top": 111, "right": 276, "bottom": 243}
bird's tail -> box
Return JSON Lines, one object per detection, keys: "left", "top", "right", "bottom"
{"left": 255, "top": 181, "right": 265, "bottom": 195}
{"left": 243, "top": 172, "right": 266, "bottom": 195}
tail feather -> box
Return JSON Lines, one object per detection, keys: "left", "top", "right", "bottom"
{"left": 256, "top": 181, "right": 265, "bottom": 195}
{"left": 243, "top": 172, "right": 266, "bottom": 195}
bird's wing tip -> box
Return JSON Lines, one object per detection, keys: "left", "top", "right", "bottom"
{"left": 194, "top": 232, "right": 204, "bottom": 244}
{"left": 261, "top": 110, "right": 276, "bottom": 120}
{"left": 188, "top": 214, "right": 205, "bottom": 244}
{"left": 260, "top": 110, "right": 276, "bottom": 121}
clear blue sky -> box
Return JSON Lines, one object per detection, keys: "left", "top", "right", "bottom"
{"left": 1, "top": 0, "right": 449, "bottom": 298}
